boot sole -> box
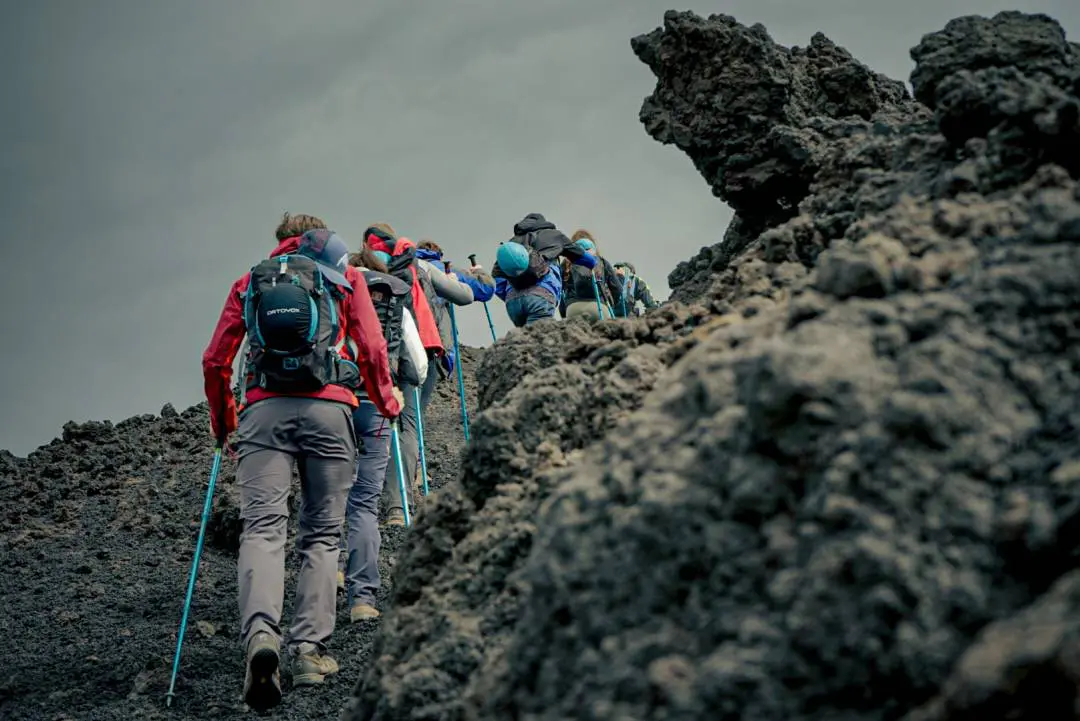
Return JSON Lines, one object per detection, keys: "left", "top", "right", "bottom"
{"left": 245, "top": 648, "right": 282, "bottom": 711}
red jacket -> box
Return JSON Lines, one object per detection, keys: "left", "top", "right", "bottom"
{"left": 202, "top": 236, "right": 402, "bottom": 439}
{"left": 366, "top": 234, "right": 444, "bottom": 354}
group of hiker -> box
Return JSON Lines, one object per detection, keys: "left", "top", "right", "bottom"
{"left": 193, "top": 211, "right": 659, "bottom": 712}
{"left": 492, "top": 213, "right": 658, "bottom": 325}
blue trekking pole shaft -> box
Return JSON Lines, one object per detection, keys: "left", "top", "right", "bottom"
{"left": 390, "top": 423, "right": 412, "bottom": 526}
{"left": 166, "top": 444, "right": 223, "bottom": 707}
{"left": 413, "top": 387, "right": 429, "bottom": 496}
{"left": 590, "top": 274, "right": 606, "bottom": 319}
{"left": 469, "top": 253, "right": 498, "bottom": 343}
{"left": 447, "top": 303, "right": 471, "bottom": 441}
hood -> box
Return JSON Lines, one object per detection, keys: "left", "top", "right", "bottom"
{"left": 513, "top": 213, "right": 556, "bottom": 236}
{"left": 386, "top": 244, "right": 417, "bottom": 275}
{"left": 416, "top": 248, "right": 443, "bottom": 263}
{"left": 269, "top": 236, "right": 301, "bottom": 258}
{"left": 366, "top": 229, "right": 418, "bottom": 258}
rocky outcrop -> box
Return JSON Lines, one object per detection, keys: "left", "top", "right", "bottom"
{"left": 344, "top": 9, "right": 1080, "bottom": 721}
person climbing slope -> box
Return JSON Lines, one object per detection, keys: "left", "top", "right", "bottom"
{"left": 338, "top": 245, "right": 427, "bottom": 622}
{"left": 362, "top": 224, "right": 444, "bottom": 527}
{"left": 491, "top": 213, "right": 596, "bottom": 327}
{"left": 410, "top": 239, "right": 495, "bottom": 497}
{"left": 417, "top": 238, "right": 494, "bottom": 379}
{"left": 559, "top": 230, "right": 624, "bottom": 320}
{"left": 611, "top": 261, "right": 660, "bottom": 317}
{"left": 201, "top": 213, "right": 403, "bottom": 713}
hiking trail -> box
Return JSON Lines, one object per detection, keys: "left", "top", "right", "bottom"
{"left": 0, "top": 348, "right": 480, "bottom": 721}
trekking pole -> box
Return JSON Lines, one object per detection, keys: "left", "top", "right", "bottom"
{"left": 390, "top": 421, "right": 412, "bottom": 527}
{"left": 589, "top": 274, "right": 607, "bottom": 320}
{"left": 469, "top": 253, "right": 498, "bottom": 343}
{"left": 446, "top": 303, "right": 471, "bottom": 441}
{"left": 165, "top": 443, "right": 224, "bottom": 708}
{"left": 413, "top": 387, "right": 429, "bottom": 496}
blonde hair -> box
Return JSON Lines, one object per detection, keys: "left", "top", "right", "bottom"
{"left": 570, "top": 228, "right": 599, "bottom": 253}
{"left": 349, "top": 246, "right": 388, "bottom": 273}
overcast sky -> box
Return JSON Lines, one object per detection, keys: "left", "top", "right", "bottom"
{"left": 1, "top": 1, "right": 1076, "bottom": 456}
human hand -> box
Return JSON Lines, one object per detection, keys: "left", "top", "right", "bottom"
{"left": 210, "top": 407, "right": 237, "bottom": 446}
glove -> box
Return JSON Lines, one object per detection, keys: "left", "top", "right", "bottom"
{"left": 210, "top": 401, "right": 238, "bottom": 445}
{"left": 439, "top": 350, "right": 456, "bottom": 376}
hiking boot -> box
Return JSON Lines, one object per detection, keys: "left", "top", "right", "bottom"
{"left": 291, "top": 643, "right": 340, "bottom": 687}
{"left": 382, "top": 508, "right": 406, "bottom": 527}
{"left": 350, "top": 603, "right": 380, "bottom": 623}
{"left": 243, "top": 632, "right": 282, "bottom": 712}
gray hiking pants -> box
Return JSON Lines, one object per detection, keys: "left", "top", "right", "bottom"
{"left": 383, "top": 360, "right": 438, "bottom": 516}
{"left": 233, "top": 396, "right": 357, "bottom": 653}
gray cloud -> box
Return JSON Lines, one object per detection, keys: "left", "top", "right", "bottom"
{"left": 1, "top": 0, "right": 1076, "bottom": 455}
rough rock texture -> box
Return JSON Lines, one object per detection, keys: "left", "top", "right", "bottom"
{"left": 344, "top": 9, "right": 1080, "bottom": 721}
{"left": 0, "top": 347, "right": 480, "bottom": 721}
{"left": 642, "top": 11, "right": 926, "bottom": 302}
{"left": 342, "top": 307, "right": 714, "bottom": 721}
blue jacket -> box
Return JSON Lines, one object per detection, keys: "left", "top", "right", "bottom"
{"left": 494, "top": 264, "right": 563, "bottom": 302}
{"left": 491, "top": 213, "right": 595, "bottom": 302}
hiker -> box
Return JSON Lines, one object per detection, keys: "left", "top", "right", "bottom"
{"left": 559, "top": 230, "right": 624, "bottom": 320}
{"left": 201, "top": 213, "right": 403, "bottom": 712}
{"left": 410, "top": 239, "right": 495, "bottom": 488}
{"left": 417, "top": 238, "right": 495, "bottom": 383}
{"left": 362, "top": 224, "right": 445, "bottom": 526}
{"left": 337, "top": 245, "right": 427, "bottom": 622}
{"left": 491, "top": 213, "right": 596, "bottom": 327}
{"left": 611, "top": 261, "right": 660, "bottom": 317}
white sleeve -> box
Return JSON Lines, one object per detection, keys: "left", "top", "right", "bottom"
{"left": 401, "top": 307, "right": 429, "bottom": 381}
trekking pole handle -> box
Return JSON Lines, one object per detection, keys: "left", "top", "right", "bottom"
{"left": 468, "top": 254, "right": 477, "bottom": 266}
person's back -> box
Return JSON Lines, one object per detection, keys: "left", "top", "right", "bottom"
{"left": 560, "top": 232, "right": 623, "bottom": 320}
{"left": 416, "top": 239, "right": 494, "bottom": 359}
{"left": 491, "top": 213, "right": 595, "bottom": 327}
{"left": 363, "top": 225, "right": 444, "bottom": 360}
{"left": 362, "top": 226, "right": 459, "bottom": 526}
{"left": 338, "top": 245, "right": 425, "bottom": 623}
{"left": 201, "top": 213, "right": 403, "bottom": 713}
{"left": 612, "top": 261, "right": 660, "bottom": 317}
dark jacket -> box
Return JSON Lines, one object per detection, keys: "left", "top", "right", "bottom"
{"left": 492, "top": 214, "right": 595, "bottom": 300}
{"left": 612, "top": 263, "right": 659, "bottom": 317}
{"left": 560, "top": 255, "right": 624, "bottom": 314}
